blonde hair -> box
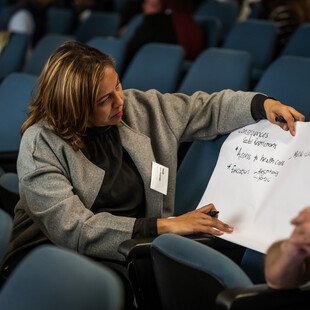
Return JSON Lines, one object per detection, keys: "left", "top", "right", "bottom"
{"left": 21, "top": 40, "right": 115, "bottom": 150}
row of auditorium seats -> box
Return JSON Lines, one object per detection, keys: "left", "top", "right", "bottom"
{"left": 44, "top": 5, "right": 229, "bottom": 45}
{"left": 43, "top": 4, "right": 234, "bottom": 50}
{"left": 29, "top": 1, "right": 241, "bottom": 41}
{"left": 1, "top": 17, "right": 310, "bottom": 87}
{"left": 45, "top": 0, "right": 260, "bottom": 43}
{"left": 1, "top": 0, "right": 305, "bottom": 82}
{"left": 1, "top": 46, "right": 310, "bottom": 155}
{"left": 0, "top": 10, "right": 143, "bottom": 80}
{"left": 1, "top": 48, "right": 310, "bottom": 193}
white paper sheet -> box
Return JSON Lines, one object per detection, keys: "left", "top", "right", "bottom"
{"left": 197, "top": 120, "right": 310, "bottom": 253}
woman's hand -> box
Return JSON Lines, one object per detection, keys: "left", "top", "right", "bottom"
{"left": 263, "top": 98, "right": 305, "bottom": 136}
{"left": 157, "top": 203, "right": 233, "bottom": 236}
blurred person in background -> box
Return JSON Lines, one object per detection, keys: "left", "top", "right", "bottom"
{"left": 261, "top": 0, "right": 310, "bottom": 52}
{"left": 238, "top": 0, "right": 262, "bottom": 21}
{"left": 123, "top": 0, "right": 205, "bottom": 69}
{"left": 69, "top": 0, "right": 114, "bottom": 32}
{"left": 0, "top": 0, "right": 56, "bottom": 46}
{"left": 0, "top": 0, "right": 35, "bottom": 37}
{"left": 118, "top": 0, "right": 142, "bottom": 33}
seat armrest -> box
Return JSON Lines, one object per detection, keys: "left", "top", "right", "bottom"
{"left": 118, "top": 234, "right": 242, "bottom": 261}
{"left": 0, "top": 152, "right": 18, "bottom": 172}
{"left": 216, "top": 284, "right": 310, "bottom": 310}
{"left": 118, "top": 238, "right": 155, "bottom": 260}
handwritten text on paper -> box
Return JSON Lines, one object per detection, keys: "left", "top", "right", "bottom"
{"left": 197, "top": 120, "right": 310, "bottom": 253}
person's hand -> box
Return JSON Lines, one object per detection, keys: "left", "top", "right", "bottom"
{"left": 265, "top": 207, "right": 310, "bottom": 289}
{"left": 263, "top": 98, "right": 305, "bottom": 136}
{"left": 284, "top": 207, "right": 310, "bottom": 260}
{"left": 157, "top": 203, "right": 234, "bottom": 236}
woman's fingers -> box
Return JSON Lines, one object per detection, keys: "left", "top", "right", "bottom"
{"left": 197, "top": 203, "right": 216, "bottom": 214}
{"left": 264, "top": 99, "right": 305, "bottom": 136}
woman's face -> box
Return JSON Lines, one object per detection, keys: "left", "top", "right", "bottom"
{"left": 143, "top": 0, "right": 163, "bottom": 15}
{"left": 89, "top": 66, "right": 124, "bottom": 127}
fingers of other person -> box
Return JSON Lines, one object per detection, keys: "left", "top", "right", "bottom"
{"left": 284, "top": 219, "right": 310, "bottom": 260}
{"left": 286, "top": 236, "right": 310, "bottom": 260}
{"left": 290, "top": 223, "right": 310, "bottom": 244}
{"left": 291, "top": 207, "right": 310, "bottom": 225}
{"left": 263, "top": 98, "right": 305, "bottom": 136}
{"left": 281, "top": 238, "right": 309, "bottom": 261}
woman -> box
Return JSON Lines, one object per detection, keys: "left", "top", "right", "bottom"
{"left": 260, "top": 0, "right": 310, "bottom": 51}
{"left": 1, "top": 41, "right": 303, "bottom": 303}
{"left": 0, "top": 0, "right": 56, "bottom": 46}
{"left": 123, "top": 0, "right": 205, "bottom": 69}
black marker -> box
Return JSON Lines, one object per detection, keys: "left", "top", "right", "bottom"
{"left": 207, "top": 210, "right": 219, "bottom": 217}
{"left": 275, "top": 116, "right": 287, "bottom": 123}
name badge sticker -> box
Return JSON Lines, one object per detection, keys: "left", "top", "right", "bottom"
{"left": 150, "top": 162, "right": 169, "bottom": 195}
